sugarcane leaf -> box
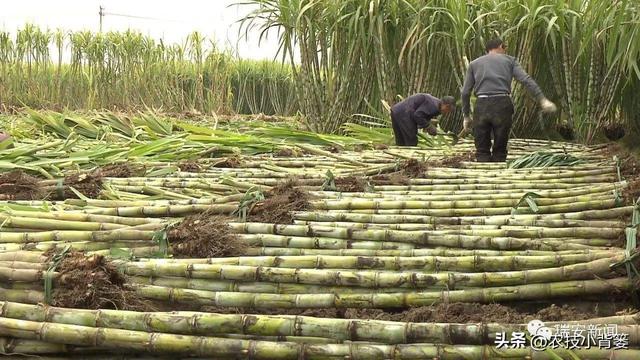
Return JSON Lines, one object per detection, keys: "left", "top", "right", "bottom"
{"left": 322, "top": 170, "right": 337, "bottom": 191}
{"left": 513, "top": 192, "right": 541, "bottom": 214}
{"left": 525, "top": 197, "right": 539, "bottom": 213}
{"left": 67, "top": 186, "right": 90, "bottom": 201}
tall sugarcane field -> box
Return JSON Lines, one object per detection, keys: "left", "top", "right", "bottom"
{"left": 0, "top": 0, "right": 639, "bottom": 359}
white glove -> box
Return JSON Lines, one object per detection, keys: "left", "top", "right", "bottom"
{"left": 540, "top": 98, "right": 557, "bottom": 113}
{"left": 463, "top": 116, "right": 472, "bottom": 131}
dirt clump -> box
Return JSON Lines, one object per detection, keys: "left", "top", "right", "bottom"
{"left": 604, "top": 124, "right": 626, "bottom": 141}
{"left": 177, "top": 160, "right": 202, "bottom": 172}
{"left": 431, "top": 151, "right": 476, "bottom": 168}
{"left": 51, "top": 250, "right": 150, "bottom": 311}
{"left": 324, "top": 145, "right": 342, "bottom": 153}
{"left": 274, "top": 147, "right": 299, "bottom": 158}
{"left": 401, "top": 158, "right": 427, "bottom": 177}
{"left": 62, "top": 171, "right": 103, "bottom": 199}
{"left": 0, "top": 170, "right": 43, "bottom": 200}
{"left": 373, "top": 143, "right": 389, "bottom": 150}
{"left": 334, "top": 176, "right": 368, "bottom": 192}
{"left": 249, "top": 179, "right": 312, "bottom": 224}
{"left": 97, "top": 163, "right": 146, "bottom": 178}
{"left": 556, "top": 123, "right": 576, "bottom": 141}
{"left": 605, "top": 144, "right": 640, "bottom": 178}
{"left": 623, "top": 178, "right": 640, "bottom": 204}
{"left": 213, "top": 156, "right": 243, "bottom": 168}
{"left": 169, "top": 212, "right": 246, "bottom": 258}
{"left": 370, "top": 172, "right": 411, "bottom": 186}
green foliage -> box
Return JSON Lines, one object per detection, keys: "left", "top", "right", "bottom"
{"left": 507, "top": 151, "right": 585, "bottom": 169}
{"left": 241, "top": 0, "right": 640, "bottom": 141}
{"left": 0, "top": 26, "right": 295, "bottom": 116}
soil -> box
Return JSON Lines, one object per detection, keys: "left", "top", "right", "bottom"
{"left": 334, "top": 176, "right": 368, "bottom": 192}
{"left": 51, "top": 250, "right": 151, "bottom": 311}
{"left": 430, "top": 151, "right": 476, "bottom": 168}
{"left": 373, "top": 143, "right": 389, "bottom": 150}
{"left": 367, "top": 153, "right": 474, "bottom": 186}
{"left": 213, "top": 156, "right": 243, "bottom": 168}
{"left": 97, "top": 163, "right": 146, "bottom": 178}
{"left": 604, "top": 144, "right": 640, "bottom": 178}
{"left": 324, "top": 145, "right": 342, "bottom": 153}
{"left": 274, "top": 148, "right": 299, "bottom": 158}
{"left": 168, "top": 212, "right": 246, "bottom": 258}
{"left": 0, "top": 170, "right": 43, "bottom": 200}
{"left": 556, "top": 123, "right": 576, "bottom": 141}
{"left": 62, "top": 171, "right": 103, "bottom": 199}
{"left": 370, "top": 172, "right": 411, "bottom": 186}
{"left": 248, "top": 179, "right": 312, "bottom": 224}
{"left": 623, "top": 178, "right": 640, "bottom": 205}
{"left": 604, "top": 124, "right": 626, "bottom": 141}
{"left": 177, "top": 160, "right": 202, "bottom": 172}
{"left": 401, "top": 158, "right": 427, "bottom": 177}
{"left": 200, "top": 302, "right": 597, "bottom": 323}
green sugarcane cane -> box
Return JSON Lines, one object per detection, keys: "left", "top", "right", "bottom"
{"left": 245, "top": 247, "right": 611, "bottom": 257}
{"left": 137, "top": 252, "right": 619, "bottom": 272}
{"left": 3, "top": 316, "right": 640, "bottom": 359}
{"left": 1, "top": 301, "right": 638, "bottom": 346}
{"left": 135, "top": 277, "right": 631, "bottom": 309}
{"left": 120, "top": 256, "right": 624, "bottom": 289}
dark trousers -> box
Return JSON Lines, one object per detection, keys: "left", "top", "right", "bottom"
{"left": 391, "top": 109, "right": 418, "bottom": 146}
{"left": 473, "top": 96, "right": 514, "bottom": 162}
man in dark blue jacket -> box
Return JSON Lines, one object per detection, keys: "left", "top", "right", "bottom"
{"left": 391, "top": 94, "right": 455, "bottom": 146}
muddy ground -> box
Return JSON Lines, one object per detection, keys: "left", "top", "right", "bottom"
{"left": 201, "top": 299, "right": 635, "bottom": 323}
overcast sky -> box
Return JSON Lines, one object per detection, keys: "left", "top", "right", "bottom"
{"left": 0, "top": 0, "right": 282, "bottom": 60}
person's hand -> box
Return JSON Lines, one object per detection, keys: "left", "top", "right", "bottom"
{"left": 463, "top": 116, "right": 472, "bottom": 131}
{"left": 540, "top": 98, "right": 557, "bottom": 113}
{"left": 424, "top": 125, "right": 437, "bottom": 136}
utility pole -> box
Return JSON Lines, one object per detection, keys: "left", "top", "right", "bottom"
{"left": 99, "top": 6, "right": 104, "bottom": 32}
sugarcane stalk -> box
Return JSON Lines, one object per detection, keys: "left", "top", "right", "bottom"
{"left": 121, "top": 256, "right": 624, "bottom": 289}
{"left": 137, "top": 252, "right": 619, "bottom": 271}
{"left": 245, "top": 247, "right": 613, "bottom": 257}
{"left": 1, "top": 302, "right": 639, "bottom": 346}
{"left": 310, "top": 195, "right": 615, "bottom": 211}
{"left": 135, "top": 277, "right": 631, "bottom": 309}
{"left": 2, "top": 316, "right": 640, "bottom": 359}
{"left": 292, "top": 211, "right": 629, "bottom": 227}
{"left": 232, "top": 224, "right": 618, "bottom": 249}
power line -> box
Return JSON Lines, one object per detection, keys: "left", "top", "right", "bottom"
{"left": 103, "top": 11, "right": 186, "bottom": 23}
{"left": 98, "top": 5, "right": 188, "bottom": 31}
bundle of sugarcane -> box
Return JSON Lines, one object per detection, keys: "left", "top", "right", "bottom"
{"left": 2, "top": 317, "right": 640, "bottom": 359}
{"left": 1, "top": 301, "right": 638, "bottom": 345}
{"left": 0, "top": 247, "right": 632, "bottom": 309}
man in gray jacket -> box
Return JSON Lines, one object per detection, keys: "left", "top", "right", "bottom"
{"left": 461, "top": 38, "right": 556, "bottom": 162}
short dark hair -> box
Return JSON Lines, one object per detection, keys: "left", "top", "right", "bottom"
{"left": 485, "top": 38, "right": 504, "bottom": 52}
{"left": 441, "top": 96, "right": 456, "bottom": 108}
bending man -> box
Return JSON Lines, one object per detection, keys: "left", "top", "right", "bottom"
{"left": 391, "top": 93, "right": 455, "bottom": 146}
{"left": 461, "top": 38, "right": 556, "bottom": 162}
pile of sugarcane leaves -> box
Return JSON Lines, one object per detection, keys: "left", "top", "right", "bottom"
{"left": 507, "top": 151, "right": 586, "bottom": 169}
{"left": 1, "top": 112, "right": 640, "bottom": 358}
